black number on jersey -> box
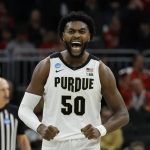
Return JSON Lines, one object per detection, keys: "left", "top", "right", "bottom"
{"left": 61, "top": 96, "right": 72, "bottom": 115}
{"left": 61, "top": 96, "right": 85, "bottom": 115}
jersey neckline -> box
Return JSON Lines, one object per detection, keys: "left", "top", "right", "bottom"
{"left": 58, "top": 52, "right": 91, "bottom": 70}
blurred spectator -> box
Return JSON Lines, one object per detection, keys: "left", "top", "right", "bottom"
{"left": 0, "top": 28, "right": 12, "bottom": 50}
{"left": 27, "top": 9, "right": 45, "bottom": 47}
{"left": 6, "top": 25, "right": 35, "bottom": 55}
{"left": 119, "top": 0, "right": 146, "bottom": 48}
{"left": 4, "top": 0, "right": 35, "bottom": 24}
{"left": 60, "top": 2, "right": 69, "bottom": 17}
{"left": 137, "top": 20, "right": 150, "bottom": 50}
{"left": 38, "top": 0, "right": 61, "bottom": 31}
{"left": 119, "top": 54, "right": 150, "bottom": 91}
{"left": 118, "top": 70, "right": 133, "bottom": 108}
{"left": 141, "top": 0, "right": 150, "bottom": 15}
{"left": 130, "top": 78, "right": 150, "bottom": 111}
{"left": 0, "top": 1, "right": 15, "bottom": 31}
{"left": 100, "top": 0, "right": 121, "bottom": 28}
{"left": 84, "top": 0, "right": 101, "bottom": 36}
{"left": 39, "top": 31, "right": 58, "bottom": 49}
{"left": 130, "top": 141, "right": 145, "bottom": 150}
{"left": 122, "top": 78, "right": 150, "bottom": 149}
{"left": 118, "top": 54, "right": 150, "bottom": 108}
{"left": 0, "top": 77, "right": 31, "bottom": 150}
{"left": 101, "top": 106, "right": 124, "bottom": 150}
{"left": 129, "top": 54, "right": 150, "bottom": 90}
{"left": 102, "top": 15, "right": 121, "bottom": 48}
{"left": 0, "top": 1, "right": 7, "bottom": 17}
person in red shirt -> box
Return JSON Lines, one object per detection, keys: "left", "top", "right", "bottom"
{"left": 39, "top": 31, "right": 58, "bottom": 49}
{"left": 0, "top": 29, "right": 12, "bottom": 50}
{"left": 102, "top": 15, "right": 121, "bottom": 49}
{"left": 129, "top": 54, "right": 150, "bottom": 90}
{"left": 130, "top": 78, "right": 150, "bottom": 111}
{"left": 118, "top": 70, "right": 133, "bottom": 109}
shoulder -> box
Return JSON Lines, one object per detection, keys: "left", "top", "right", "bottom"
{"left": 50, "top": 51, "right": 60, "bottom": 58}
{"left": 32, "top": 56, "right": 50, "bottom": 84}
{"left": 90, "top": 54, "right": 100, "bottom": 61}
{"left": 99, "top": 62, "right": 116, "bottom": 88}
{"left": 35, "top": 56, "right": 50, "bottom": 73}
{"left": 99, "top": 61, "right": 112, "bottom": 75}
{"left": 35, "top": 52, "right": 60, "bottom": 74}
{"left": 26, "top": 56, "right": 50, "bottom": 93}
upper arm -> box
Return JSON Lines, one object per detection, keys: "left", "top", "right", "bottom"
{"left": 26, "top": 57, "right": 50, "bottom": 95}
{"left": 99, "top": 62, "right": 127, "bottom": 113}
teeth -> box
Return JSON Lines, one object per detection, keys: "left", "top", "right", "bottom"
{"left": 71, "top": 41, "right": 81, "bottom": 47}
{"left": 72, "top": 41, "right": 81, "bottom": 44}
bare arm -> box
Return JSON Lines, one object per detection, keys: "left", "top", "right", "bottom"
{"left": 26, "top": 56, "right": 50, "bottom": 95}
{"left": 18, "top": 57, "right": 50, "bottom": 130}
{"left": 81, "top": 62, "right": 129, "bottom": 139}
{"left": 19, "top": 57, "right": 59, "bottom": 140}
{"left": 100, "top": 62, "right": 129, "bottom": 133}
{"left": 17, "top": 135, "right": 31, "bottom": 150}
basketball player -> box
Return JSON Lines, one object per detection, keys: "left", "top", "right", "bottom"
{"left": 18, "top": 11, "right": 129, "bottom": 150}
{"left": 0, "top": 77, "right": 31, "bottom": 150}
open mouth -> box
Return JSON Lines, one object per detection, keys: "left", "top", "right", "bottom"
{"left": 71, "top": 41, "right": 82, "bottom": 48}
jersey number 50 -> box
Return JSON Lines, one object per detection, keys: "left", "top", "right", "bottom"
{"left": 61, "top": 95, "right": 85, "bottom": 115}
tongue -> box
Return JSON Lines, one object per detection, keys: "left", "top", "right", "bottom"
{"left": 71, "top": 45, "right": 81, "bottom": 52}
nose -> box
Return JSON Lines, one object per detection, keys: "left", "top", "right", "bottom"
{"left": 73, "top": 31, "right": 80, "bottom": 38}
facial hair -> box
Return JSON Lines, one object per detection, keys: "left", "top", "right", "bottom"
{"left": 64, "top": 42, "right": 88, "bottom": 58}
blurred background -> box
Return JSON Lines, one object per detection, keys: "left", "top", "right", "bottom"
{"left": 0, "top": 0, "right": 150, "bottom": 149}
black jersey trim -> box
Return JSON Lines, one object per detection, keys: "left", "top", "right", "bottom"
{"left": 59, "top": 53, "right": 94, "bottom": 70}
{"left": 90, "top": 54, "right": 100, "bottom": 61}
{"left": 60, "top": 53, "right": 90, "bottom": 70}
{"left": 49, "top": 51, "right": 60, "bottom": 58}
{"left": 49, "top": 51, "right": 100, "bottom": 70}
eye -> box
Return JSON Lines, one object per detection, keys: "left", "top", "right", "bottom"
{"left": 79, "top": 29, "right": 89, "bottom": 34}
{"left": 68, "top": 30, "right": 74, "bottom": 34}
{"left": 79, "top": 30, "right": 86, "bottom": 34}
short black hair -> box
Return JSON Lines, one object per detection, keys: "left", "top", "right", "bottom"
{"left": 58, "top": 11, "right": 95, "bottom": 40}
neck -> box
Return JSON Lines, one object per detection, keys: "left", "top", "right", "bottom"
{"left": 61, "top": 50, "right": 89, "bottom": 68}
{"left": 0, "top": 102, "right": 7, "bottom": 109}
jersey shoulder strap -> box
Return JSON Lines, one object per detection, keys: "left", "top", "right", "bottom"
{"left": 49, "top": 51, "right": 60, "bottom": 58}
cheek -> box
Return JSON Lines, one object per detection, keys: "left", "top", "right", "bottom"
{"left": 83, "top": 34, "right": 90, "bottom": 41}
{"left": 63, "top": 36, "right": 69, "bottom": 42}
{"left": 62, "top": 33, "right": 70, "bottom": 40}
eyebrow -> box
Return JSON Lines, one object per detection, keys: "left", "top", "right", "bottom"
{"left": 67, "top": 27, "right": 88, "bottom": 31}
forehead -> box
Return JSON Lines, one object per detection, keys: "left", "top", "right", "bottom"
{"left": 65, "top": 21, "right": 89, "bottom": 30}
{"left": 0, "top": 79, "right": 9, "bottom": 88}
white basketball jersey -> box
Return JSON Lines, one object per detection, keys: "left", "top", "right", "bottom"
{"left": 43, "top": 52, "right": 102, "bottom": 141}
